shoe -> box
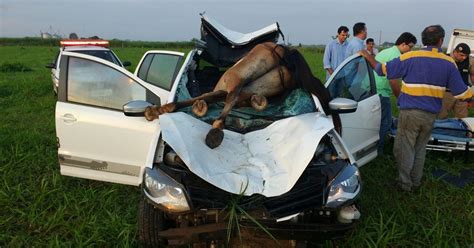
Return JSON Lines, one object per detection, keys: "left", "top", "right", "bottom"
{"left": 394, "top": 181, "right": 412, "bottom": 192}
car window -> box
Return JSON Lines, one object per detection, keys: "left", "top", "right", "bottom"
{"left": 139, "top": 54, "right": 181, "bottom": 90}
{"left": 137, "top": 54, "right": 153, "bottom": 80}
{"left": 67, "top": 57, "right": 146, "bottom": 110}
{"left": 75, "top": 50, "right": 121, "bottom": 66}
{"left": 327, "top": 56, "right": 374, "bottom": 102}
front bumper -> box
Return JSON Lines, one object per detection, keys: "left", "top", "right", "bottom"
{"left": 143, "top": 158, "right": 361, "bottom": 243}
{"left": 156, "top": 207, "right": 358, "bottom": 243}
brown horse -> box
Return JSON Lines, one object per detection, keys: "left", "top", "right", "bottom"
{"left": 144, "top": 42, "right": 341, "bottom": 148}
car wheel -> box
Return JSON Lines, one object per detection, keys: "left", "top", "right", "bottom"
{"left": 138, "top": 198, "right": 168, "bottom": 247}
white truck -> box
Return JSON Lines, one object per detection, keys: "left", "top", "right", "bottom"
{"left": 54, "top": 14, "right": 381, "bottom": 246}
{"left": 447, "top": 28, "right": 474, "bottom": 56}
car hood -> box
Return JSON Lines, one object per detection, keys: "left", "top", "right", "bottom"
{"left": 159, "top": 112, "right": 333, "bottom": 197}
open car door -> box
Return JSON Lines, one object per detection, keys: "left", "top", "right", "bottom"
{"left": 134, "top": 50, "right": 184, "bottom": 102}
{"left": 55, "top": 52, "right": 182, "bottom": 185}
{"left": 325, "top": 54, "right": 381, "bottom": 166}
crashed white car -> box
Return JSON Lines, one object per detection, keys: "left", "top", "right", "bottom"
{"left": 55, "top": 14, "right": 381, "bottom": 245}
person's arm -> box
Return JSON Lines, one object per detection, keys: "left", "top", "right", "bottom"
{"left": 469, "top": 57, "right": 474, "bottom": 86}
{"left": 448, "top": 65, "right": 474, "bottom": 101}
{"left": 389, "top": 79, "right": 401, "bottom": 97}
{"left": 359, "top": 50, "right": 379, "bottom": 70}
{"left": 360, "top": 50, "right": 406, "bottom": 80}
{"left": 323, "top": 42, "right": 333, "bottom": 75}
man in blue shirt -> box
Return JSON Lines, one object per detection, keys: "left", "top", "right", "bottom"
{"left": 345, "top": 22, "right": 367, "bottom": 58}
{"left": 323, "top": 26, "right": 349, "bottom": 80}
{"left": 360, "top": 25, "right": 473, "bottom": 192}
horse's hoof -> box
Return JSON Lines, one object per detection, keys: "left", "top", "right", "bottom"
{"left": 144, "top": 106, "right": 158, "bottom": 121}
{"left": 250, "top": 95, "right": 268, "bottom": 111}
{"left": 192, "top": 100, "right": 208, "bottom": 117}
{"left": 205, "top": 128, "right": 224, "bottom": 149}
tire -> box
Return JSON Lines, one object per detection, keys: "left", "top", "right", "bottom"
{"left": 138, "top": 198, "right": 168, "bottom": 247}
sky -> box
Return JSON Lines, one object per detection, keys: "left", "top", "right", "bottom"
{"left": 1, "top": 0, "right": 473, "bottom": 46}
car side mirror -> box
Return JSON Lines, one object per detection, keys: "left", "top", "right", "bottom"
{"left": 329, "top": 98, "right": 358, "bottom": 114}
{"left": 123, "top": 100, "right": 153, "bottom": 117}
{"left": 45, "top": 63, "right": 55, "bottom": 69}
{"left": 122, "top": 61, "right": 132, "bottom": 67}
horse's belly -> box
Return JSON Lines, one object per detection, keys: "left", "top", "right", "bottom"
{"left": 243, "top": 66, "right": 290, "bottom": 97}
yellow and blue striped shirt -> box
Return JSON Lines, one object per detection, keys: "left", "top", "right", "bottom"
{"left": 375, "top": 46, "right": 472, "bottom": 113}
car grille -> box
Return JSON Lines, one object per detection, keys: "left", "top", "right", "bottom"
{"left": 160, "top": 159, "right": 347, "bottom": 219}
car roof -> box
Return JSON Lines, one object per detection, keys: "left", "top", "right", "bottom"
{"left": 63, "top": 46, "right": 111, "bottom": 51}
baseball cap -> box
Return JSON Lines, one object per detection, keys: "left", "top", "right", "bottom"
{"left": 454, "top": 43, "right": 471, "bottom": 55}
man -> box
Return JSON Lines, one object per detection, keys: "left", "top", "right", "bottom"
{"left": 360, "top": 25, "right": 473, "bottom": 192}
{"left": 375, "top": 32, "right": 417, "bottom": 154}
{"left": 323, "top": 26, "right": 349, "bottom": 80}
{"left": 345, "top": 22, "right": 367, "bottom": 58}
{"left": 365, "top": 38, "right": 379, "bottom": 56}
{"left": 438, "top": 43, "right": 474, "bottom": 119}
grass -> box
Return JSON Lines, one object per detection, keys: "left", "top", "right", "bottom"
{"left": 1, "top": 45, "right": 473, "bottom": 247}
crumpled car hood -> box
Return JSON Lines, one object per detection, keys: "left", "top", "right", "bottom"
{"left": 159, "top": 112, "right": 333, "bottom": 197}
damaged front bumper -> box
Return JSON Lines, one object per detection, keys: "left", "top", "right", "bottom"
{"left": 155, "top": 208, "right": 359, "bottom": 243}
{"left": 142, "top": 157, "right": 361, "bottom": 242}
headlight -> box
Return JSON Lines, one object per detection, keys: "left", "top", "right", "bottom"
{"left": 143, "top": 167, "right": 190, "bottom": 213}
{"left": 326, "top": 164, "right": 361, "bottom": 208}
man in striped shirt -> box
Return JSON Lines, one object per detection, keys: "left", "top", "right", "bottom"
{"left": 359, "top": 25, "right": 473, "bottom": 192}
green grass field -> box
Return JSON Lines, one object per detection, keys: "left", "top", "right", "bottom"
{"left": 0, "top": 45, "right": 473, "bottom": 247}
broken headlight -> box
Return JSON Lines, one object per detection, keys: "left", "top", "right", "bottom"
{"left": 326, "top": 164, "right": 361, "bottom": 208}
{"left": 143, "top": 167, "right": 190, "bottom": 213}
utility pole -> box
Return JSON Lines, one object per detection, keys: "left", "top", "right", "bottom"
{"left": 378, "top": 30, "right": 382, "bottom": 46}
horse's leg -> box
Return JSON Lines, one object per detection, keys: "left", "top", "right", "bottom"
{"left": 144, "top": 90, "right": 228, "bottom": 121}
{"left": 205, "top": 89, "right": 243, "bottom": 148}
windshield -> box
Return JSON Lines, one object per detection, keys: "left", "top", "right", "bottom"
{"left": 75, "top": 50, "right": 121, "bottom": 66}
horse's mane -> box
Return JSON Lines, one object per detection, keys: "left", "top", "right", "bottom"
{"left": 279, "top": 45, "right": 342, "bottom": 133}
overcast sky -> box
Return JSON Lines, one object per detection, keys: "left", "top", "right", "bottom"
{"left": 1, "top": 0, "right": 473, "bottom": 45}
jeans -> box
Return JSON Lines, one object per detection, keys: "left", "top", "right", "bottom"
{"left": 378, "top": 96, "right": 392, "bottom": 154}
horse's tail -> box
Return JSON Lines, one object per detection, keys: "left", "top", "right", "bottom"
{"left": 281, "top": 46, "right": 342, "bottom": 134}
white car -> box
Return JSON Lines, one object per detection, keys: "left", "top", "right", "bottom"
{"left": 55, "top": 15, "right": 380, "bottom": 246}
{"left": 46, "top": 39, "right": 130, "bottom": 95}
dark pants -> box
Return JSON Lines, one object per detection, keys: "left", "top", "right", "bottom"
{"left": 393, "top": 109, "right": 436, "bottom": 191}
{"left": 378, "top": 95, "right": 392, "bottom": 154}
